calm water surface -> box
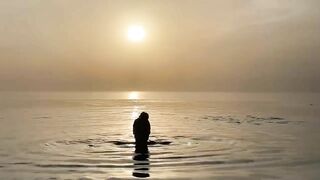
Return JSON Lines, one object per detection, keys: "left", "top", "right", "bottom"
{"left": 0, "top": 92, "right": 319, "bottom": 179}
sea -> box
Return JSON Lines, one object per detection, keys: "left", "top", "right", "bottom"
{"left": 0, "top": 91, "right": 319, "bottom": 179}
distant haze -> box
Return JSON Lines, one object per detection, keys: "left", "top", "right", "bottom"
{"left": 0, "top": 0, "right": 319, "bottom": 91}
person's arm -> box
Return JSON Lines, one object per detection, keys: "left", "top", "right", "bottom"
{"left": 133, "top": 120, "right": 136, "bottom": 135}
{"left": 147, "top": 120, "right": 151, "bottom": 135}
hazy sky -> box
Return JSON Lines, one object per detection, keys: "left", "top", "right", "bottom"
{"left": 0, "top": 0, "right": 319, "bottom": 91}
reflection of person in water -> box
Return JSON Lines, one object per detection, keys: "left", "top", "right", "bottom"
{"left": 132, "top": 153, "right": 150, "bottom": 178}
{"left": 133, "top": 112, "right": 150, "bottom": 153}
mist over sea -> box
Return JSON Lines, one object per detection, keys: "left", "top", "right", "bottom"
{"left": 0, "top": 92, "right": 319, "bottom": 179}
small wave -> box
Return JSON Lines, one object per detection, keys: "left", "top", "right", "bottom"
{"left": 254, "top": 149, "right": 284, "bottom": 154}
{"left": 34, "top": 163, "right": 133, "bottom": 168}
{"left": 34, "top": 158, "right": 257, "bottom": 169}
{"left": 202, "top": 115, "right": 241, "bottom": 124}
{"left": 157, "top": 153, "right": 228, "bottom": 160}
{"left": 246, "top": 115, "right": 290, "bottom": 125}
{"left": 0, "top": 153, "right": 8, "bottom": 157}
{"left": 89, "top": 150, "right": 118, "bottom": 154}
{"left": 148, "top": 159, "right": 257, "bottom": 167}
{"left": 33, "top": 116, "right": 51, "bottom": 119}
{"left": 55, "top": 139, "right": 172, "bottom": 147}
{"left": 11, "top": 162, "right": 33, "bottom": 165}
{"left": 173, "top": 135, "right": 187, "bottom": 138}
{"left": 202, "top": 115, "right": 296, "bottom": 125}
{"left": 56, "top": 138, "right": 110, "bottom": 145}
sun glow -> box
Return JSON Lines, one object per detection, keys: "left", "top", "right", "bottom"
{"left": 127, "top": 25, "right": 145, "bottom": 42}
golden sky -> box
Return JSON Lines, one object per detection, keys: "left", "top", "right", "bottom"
{"left": 0, "top": 0, "right": 319, "bottom": 91}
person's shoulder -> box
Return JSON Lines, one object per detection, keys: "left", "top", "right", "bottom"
{"left": 134, "top": 118, "right": 140, "bottom": 123}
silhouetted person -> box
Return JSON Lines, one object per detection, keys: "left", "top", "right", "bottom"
{"left": 133, "top": 112, "right": 150, "bottom": 153}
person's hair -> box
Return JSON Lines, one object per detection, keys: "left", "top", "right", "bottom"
{"left": 139, "top": 112, "right": 149, "bottom": 119}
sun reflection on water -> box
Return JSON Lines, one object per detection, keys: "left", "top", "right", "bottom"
{"left": 128, "top": 92, "right": 139, "bottom": 100}
{"left": 131, "top": 106, "right": 139, "bottom": 120}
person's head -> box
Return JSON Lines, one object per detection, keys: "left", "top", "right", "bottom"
{"left": 139, "top": 112, "right": 149, "bottom": 120}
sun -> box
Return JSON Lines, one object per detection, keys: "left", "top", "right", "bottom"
{"left": 127, "top": 25, "right": 145, "bottom": 42}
